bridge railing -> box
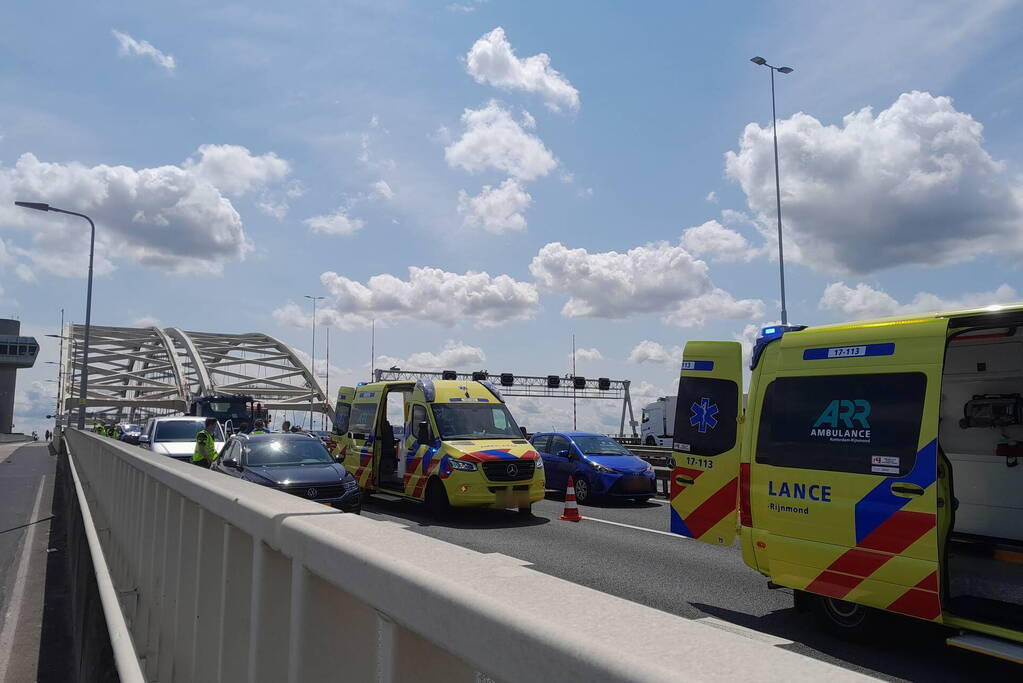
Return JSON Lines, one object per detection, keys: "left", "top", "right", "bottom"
{"left": 64, "top": 429, "right": 868, "bottom": 683}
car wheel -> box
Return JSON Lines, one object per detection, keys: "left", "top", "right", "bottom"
{"left": 424, "top": 478, "right": 450, "bottom": 518}
{"left": 573, "top": 476, "right": 590, "bottom": 505}
{"left": 810, "top": 593, "right": 876, "bottom": 637}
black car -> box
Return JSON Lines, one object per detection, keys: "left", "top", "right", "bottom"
{"left": 212, "top": 433, "right": 361, "bottom": 513}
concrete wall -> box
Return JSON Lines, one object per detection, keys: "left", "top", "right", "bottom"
{"left": 64, "top": 429, "right": 873, "bottom": 683}
{"left": 56, "top": 446, "right": 119, "bottom": 682}
{"left": 0, "top": 318, "right": 19, "bottom": 433}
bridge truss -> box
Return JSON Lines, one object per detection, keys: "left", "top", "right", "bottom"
{"left": 58, "top": 324, "right": 331, "bottom": 427}
{"left": 372, "top": 368, "right": 638, "bottom": 437}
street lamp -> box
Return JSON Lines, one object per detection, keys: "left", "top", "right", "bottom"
{"left": 304, "top": 294, "right": 325, "bottom": 429}
{"left": 749, "top": 57, "right": 794, "bottom": 325}
{"left": 17, "top": 202, "right": 96, "bottom": 428}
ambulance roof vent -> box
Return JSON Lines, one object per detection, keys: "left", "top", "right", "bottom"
{"left": 750, "top": 324, "right": 807, "bottom": 370}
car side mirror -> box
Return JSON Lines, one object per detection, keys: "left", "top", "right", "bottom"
{"left": 520, "top": 426, "right": 527, "bottom": 437}
{"left": 138, "top": 435, "right": 150, "bottom": 445}
{"left": 416, "top": 421, "right": 432, "bottom": 444}
{"left": 557, "top": 449, "right": 570, "bottom": 458}
{"left": 223, "top": 458, "right": 239, "bottom": 469}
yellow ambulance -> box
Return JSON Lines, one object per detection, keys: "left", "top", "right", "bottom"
{"left": 331, "top": 379, "right": 545, "bottom": 514}
{"left": 669, "top": 304, "right": 1023, "bottom": 663}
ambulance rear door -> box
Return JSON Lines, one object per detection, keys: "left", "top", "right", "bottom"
{"left": 754, "top": 318, "right": 947, "bottom": 622}
{"left": 345, "top": 388, "right": 382, "bottom": 490}
{"left": 669, "top": 341, "right": 743, "bottom": 546}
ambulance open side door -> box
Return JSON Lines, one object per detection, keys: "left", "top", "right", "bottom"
{"left": 669, "top": 341, "right": 743, "bottom": 546}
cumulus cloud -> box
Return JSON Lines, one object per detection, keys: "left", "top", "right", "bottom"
{"left": 304, "top": 208, "right": 365, "bottom": 236}
{"left": 819, "top": 281, "right": 1019, "bottom": 320}
{"left": 572, "top": 347, "right": 603, "bottom": 363}
{"left": 465, "top": 27, "right": 580, "bottom": 113}
{"left": 272, "top": 267, "right": 539, "bottom": 331}
{"left": 0, "top": 149, "right": 281, "bottom": 276}
{"left": 529, "top": 241, "right": 763, "bottom": 326}
{"left": 112, "top": 30, "right": 176, "bottom": 72}
{"left": 373, "top": 180, "right": 394, "bottom": 200}
{"left": 681, "top": 220, "right": 752, "bottom": 262}
{"left": 725, "top": 91, "right": 1023, "bottom": 273}
{"left": 184, "top": 144, "right": 290, "bottom": 196}
{"left": 662, "top": 288, "right": 765, "bottom": 328}
{"left": 457, "top": 178, "right": 532, "bottom": 233}
{"left": 627, "top": 341, "right": 683, "bottom": 366}
{"left": 445, "top": 101, "right": 557, "bottom": 181}
{"left": 377, "top": 340, "right": 486, "bottom": 371}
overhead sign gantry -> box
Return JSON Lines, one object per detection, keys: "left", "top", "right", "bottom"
{"left": 372, "top": 368, "right": 638, "bottom": 437}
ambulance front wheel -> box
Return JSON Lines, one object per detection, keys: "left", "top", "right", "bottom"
{"left": 807, "top": 592, "right": 876, "bottom": 636}
{"left": 425, "top": 478, "right": 450, "bottom": 517}
{"left": 517, "top": 504, "right": 533, "bottom": 517}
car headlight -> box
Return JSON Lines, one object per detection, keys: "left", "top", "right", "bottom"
{"left": 448, "top": 458, "right": 477, "bottom": 471}
{"left": 591, "top": 462, "right": 617, "bottom": 474}
{"left": 533, "top": 457, "right": 544, "bottom": 469}
{"left": 645, "top": 463, "right": 655, "bottom": 474}
{"left": 343, "top": 478, "right": 359, "bottom": 491}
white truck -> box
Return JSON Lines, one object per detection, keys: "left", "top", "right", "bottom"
{"left": 640, "top": 396, "right": 676, "bottom": 446}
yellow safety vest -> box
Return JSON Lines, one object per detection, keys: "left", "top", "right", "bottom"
{"left": 193, "top": 429, "right": 218, "bottom": 464}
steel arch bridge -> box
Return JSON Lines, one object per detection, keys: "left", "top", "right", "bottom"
{"left": 57, "top": 324, "right": 332, "bottom": 426}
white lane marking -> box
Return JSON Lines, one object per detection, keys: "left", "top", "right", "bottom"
{"left": 696, "top": 616, "right": 794, "bottom": 647}
{"left": 0, "top": 475, "right": 47, "bottom": 682}
{"left": 582, "top": 515, "right": 689, "bottom": 539}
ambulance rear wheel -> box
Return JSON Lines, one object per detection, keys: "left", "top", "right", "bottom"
{"left": 425, "top": 478, "right": 450, "bottom": 517}
{"left": 811, "top": 593, "right": 875, "bottom": 636}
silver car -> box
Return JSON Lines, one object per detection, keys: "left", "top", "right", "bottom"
{"left": 139, "top": 416, "right": 226, "bottom": 462}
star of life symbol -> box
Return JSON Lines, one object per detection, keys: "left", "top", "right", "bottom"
{"left": 690, "top": 397, "right": 719, "bottom": 434}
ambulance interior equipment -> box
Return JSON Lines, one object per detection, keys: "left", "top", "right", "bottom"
{"left": 940, "top": 326, "right": 1023, "bottom": 629}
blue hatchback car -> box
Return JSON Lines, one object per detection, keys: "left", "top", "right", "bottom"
{"left": 530, "top": 432, "right": 656, "bottom": 504}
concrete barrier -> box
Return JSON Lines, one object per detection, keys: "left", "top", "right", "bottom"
{"left": 65, "top": 429, "right": 872, "bottom": 682}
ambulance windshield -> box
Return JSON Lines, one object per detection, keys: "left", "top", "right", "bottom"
{"left": 431, "top": 404, "right": 522, "bottom": 440}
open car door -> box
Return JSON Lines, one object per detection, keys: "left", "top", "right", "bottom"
{"left": 669, "top": 341, "right": 743, "bottom": 546}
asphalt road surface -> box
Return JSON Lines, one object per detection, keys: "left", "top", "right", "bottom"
{"left": 361, "top": 491, "right": 1019, "bottom": 681}
{"left": 0, "top": 441, "right": 69, "bottom": 683}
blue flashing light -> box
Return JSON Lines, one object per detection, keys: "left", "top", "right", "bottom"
{"left": 356, "top": 381, "right": 366, "bottom": 386}
{"left": 417, "top": 379, "right": 436, "bottom": 402}
{"left": 750, "top": 324, "right": 807, "bottom": 370}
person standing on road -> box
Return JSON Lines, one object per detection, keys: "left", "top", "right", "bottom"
{"left": 251, "top": 419, "right": 269, "bottom": 434}
{"left": 192, "top": 418, "right": 220, "bottom": 468}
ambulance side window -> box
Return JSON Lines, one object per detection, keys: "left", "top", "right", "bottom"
{"left": 755, "top": 372, "right": 927, "bottom": 475}
{"left": 673, "top": 377, "right": 739, "bottom": 456}
{"left": 349, "top": 403, "right": 378, "bottom": 438}
{"left": 334, "top": 402, "right": 352, "bottom": 435}
{"left": 410, "top": 405, "right": 428, "bottom": 440}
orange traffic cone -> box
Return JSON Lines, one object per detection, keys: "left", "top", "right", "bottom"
{"left": 559, "top": 475, "right": 584, "bottom": 522}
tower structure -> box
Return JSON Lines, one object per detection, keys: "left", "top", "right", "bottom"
{"left": 0, "top": 319, "right": 39, "bottom": 433}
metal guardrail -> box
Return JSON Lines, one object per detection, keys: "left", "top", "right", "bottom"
{"left": 65, "top": 429, "right": 870, "bottom": 682}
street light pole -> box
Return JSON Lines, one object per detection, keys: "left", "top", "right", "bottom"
{"left": 16, "top": 202, "right": 96, "bottom": 428}
{"left": 750, "top": 57, "right": 794, "bottom": 325}
{"left": 304, "top": 294, "right": 324, "bottom": 430}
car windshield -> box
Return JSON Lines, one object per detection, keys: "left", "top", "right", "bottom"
{"left": 572, "top": 435, "right": 633, "bottom": 456}
{"left": 154, "top": 420, "right": 225, "bottom": 442}
{"left": 244, "top": 438, "right": 334, "bottom": 466}
{"left": 122, "top": 425, "right": 141, "bottom": 434}
{"left": 431, "top": 404, "right": 522, "bottom": 440}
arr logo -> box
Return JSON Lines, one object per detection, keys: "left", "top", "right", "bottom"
{"left": 813, "top": 399, "right": 870, "bottom": 429}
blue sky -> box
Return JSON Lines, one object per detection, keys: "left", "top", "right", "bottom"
{"left": 2, "top": 0, "right": 1022, "bottom": 435}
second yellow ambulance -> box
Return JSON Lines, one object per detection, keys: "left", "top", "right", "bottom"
{"left": 669, "top": 304, "right": 1023, "bottom": 663}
